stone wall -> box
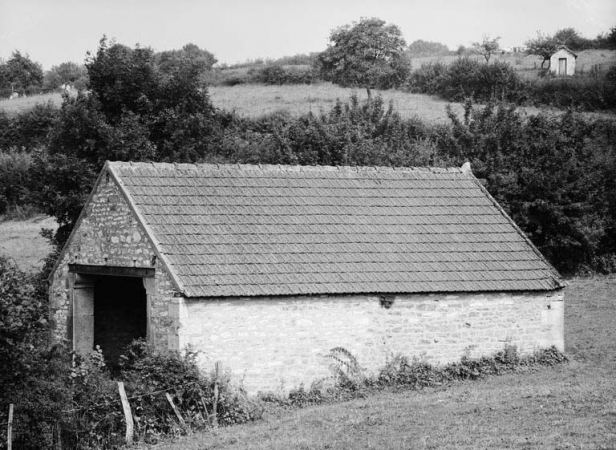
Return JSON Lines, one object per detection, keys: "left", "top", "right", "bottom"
{"left": 49, "top": 171, "right": 178, "bottom": 348}
{"left": 177, "top": 290, "right": 564, "bottom": 393}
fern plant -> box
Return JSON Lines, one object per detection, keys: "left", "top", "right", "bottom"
{"left": 325, "top": 347, "right": 367, "bottom": 390}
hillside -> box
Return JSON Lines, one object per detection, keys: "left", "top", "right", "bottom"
{"left": 2, "top": 82, "right": 614, "bottom": 127}
{"left": 0, "top": 215, "right": 56, "bottom": 271}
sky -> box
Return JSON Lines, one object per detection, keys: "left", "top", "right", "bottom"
{"left": 1, "top": 0, "right": 615, "bottom": 70}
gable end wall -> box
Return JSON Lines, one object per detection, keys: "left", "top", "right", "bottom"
{"left": 49, "top": 174, "right": 178, "bottom": 348}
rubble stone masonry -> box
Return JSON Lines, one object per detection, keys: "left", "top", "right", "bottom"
{"left": 49, "top": 173, "right": 177, "bottom": 347}
{"left": 177, "top": 289, "right": 564, "bottom": 394}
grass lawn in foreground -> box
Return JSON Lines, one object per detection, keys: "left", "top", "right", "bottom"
{"left": 145, "top": 276, "right": 616, "bottom": 450}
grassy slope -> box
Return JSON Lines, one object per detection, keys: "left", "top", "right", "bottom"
{"left": 411, "top": 48, "right": 616, "bottom": 74}
{"left": 146, "top": 276, "right": 616, "bottom": 450}
{"left": 2, "top": 82, "right": 614, "bottom": 127}
{"left": 0, "top": 215, "right": 56, "bottom": 271}
{"left": 209, "top": 83, "right": 467, "bottom": 124}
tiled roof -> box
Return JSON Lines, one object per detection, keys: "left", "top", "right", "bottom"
{"left": 109, "top": 162, "right": 565, "bottom": 297}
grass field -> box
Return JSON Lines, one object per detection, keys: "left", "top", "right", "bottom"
{"left": 2, "top": 82, "right": 614, "bottom": 127}
{"left": 141, "top": 276, "right": 616, "bottom": 450}
{"left": 0, "top": 215, "right": 56, "bottom": 271}
{"left": 209, "top": 83, "right": 468, "bottom": 124}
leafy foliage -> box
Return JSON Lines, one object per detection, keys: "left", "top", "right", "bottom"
{"left": 407, "top": 57, "right": 522, "bottom": 103}
{"left": 0, "top": 149, "right": 34, "bottom": 215}
{"left": 262, "top": 345, "right": 568, "bottom": 410}
{"left": 0, "top": 101, "right": 59, "bottom": 151}
{"left": 0, "top": 51, "right": 44, "bottom": 97}
{"left": 377, "top": 345, "right": 567, "bottom": 388}
{"left": 0, "top": 256, "right": 48, "bottom": 380}
{"left": 43, "top": 62, "right": 88, "bottom": 91}
{"left": 443, "top": 101, "right": 616, "bottom": 273}
{"left": 318, "top": 17, "right": 410, "bottom": 93}
{"left": 525, "top": 31, "right": 559, "bottom": 70}
{"left": 155, "top": 43, "right": 217, "bottom": 77}
{"left": 472, "top": 35, "right": 501, "bottom": 63}
{"left": 28, "top": 37, "right": 222, "bottom": 247}
{"left": 407, "top": 39, "right": 450, "bottom": 57}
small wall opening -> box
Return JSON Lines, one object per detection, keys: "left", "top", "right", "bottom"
{"left": 94, "top": 275, "right": 147, "bottom": 365}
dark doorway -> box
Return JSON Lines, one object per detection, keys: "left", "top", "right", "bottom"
{"left": 94, "top": 275, "right": 147, "bottom": 366}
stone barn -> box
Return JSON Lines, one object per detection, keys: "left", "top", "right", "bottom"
{"left": 549, "top": 46, "right": 577, "bottom": 76}
{"left": 49, "top": 162, "right": 565, "bottom": 393}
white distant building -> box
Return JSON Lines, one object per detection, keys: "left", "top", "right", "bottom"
{"left": 549, "top": 46, "right": 577, "bottom": 76}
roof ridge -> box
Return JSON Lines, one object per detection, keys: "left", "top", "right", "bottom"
{"left": 107, "top": 161, "right": 464, "bottom": 174}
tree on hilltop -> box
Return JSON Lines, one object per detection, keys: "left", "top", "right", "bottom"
{"left": 525, "top": 32, "right": 559, "bottom": 69}
{"left": 472, "top": 35, "right": 501, "bottom": 63}
{"left": 553, "top": 27, "right": 594, "bottom": 50}
{"left": 0, "top": 51, "right": 43, "bottom": 94}
{"left": 43, "top": 61, "right": 88, "bottom": 91}
{"left": 155, "top": 43, "right": 217, "bottom": 76}
{"left": 408, "top": 40, "right": 450, "bottom": 57}
{"left": 318, "top": 17, "right": 410, "bottom": 97}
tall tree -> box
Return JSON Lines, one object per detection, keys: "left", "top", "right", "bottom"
{"left": 32, "top": 37, "right": 221, "bottom": 245}
{"left": 1, "top": 51, "right": 43, "bottom": 92}
{"left": 553, "top": 27, "right": 593, "bottom": 50}
{"left": 318, "top": 17, "right": 410, "bottom": 97}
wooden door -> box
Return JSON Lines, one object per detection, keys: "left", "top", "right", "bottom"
{"left": 558, "top": 58, "right": 567, "bottom": 76}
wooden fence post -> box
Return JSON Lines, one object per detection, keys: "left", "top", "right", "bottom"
{"left": 212, "top": 361, "right": 223, "bottom": 427}
{"left": 117, "top": 382, "right": 134, "bottom": 444}
{"left": 165, "top": 393, "right": 186, "bottom": 428}
{"left": 7, "top": 404, "right": 13, "bottom": 450}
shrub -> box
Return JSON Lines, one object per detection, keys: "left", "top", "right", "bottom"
{"left": 377, "top": 345, "right": 567, "bottom": 389}
{"left": 0, "top": 149, "right": 34, "bottom": 215}
{"left": 405, "top": 61, "right": 448, "bottom": 95}
{"left": 0, "top": 102, "right": 59, "bottom": 151}
{"left": 440, "top": 57, "right": 483, "bottom": 101}
{"left": 527, "top": 70, "right": 616, "bottom": 111}
{"left": 407, "top": 58, "right": 523, "bottom": 103}
{"left": 442, "top": 101, "right": 616, "bottom": 274}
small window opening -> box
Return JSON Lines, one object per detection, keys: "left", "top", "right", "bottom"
{"left": 379, "top": 295, "right": 395, "bottom": 309}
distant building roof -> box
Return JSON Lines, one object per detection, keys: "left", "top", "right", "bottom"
{"left": 552, "top": 45, "right": 578, "bottom": 58}
{"left": 106, "top": 161, "right": 564, "bottom": 297}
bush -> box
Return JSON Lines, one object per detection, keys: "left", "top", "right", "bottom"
{"left": 261, "top": 345, "right": 568, "bottom": 410}
{"left": 527, "top": 70, "right": 616, "bottom": 111}
{"left": 0, "top": 149, "right": 34, "bottom": 215}
{"left": 0, "top": 102, "right": 59, "bottom": 151}
{"left": 407, "top": 58, "right": 523, "bottom": 103}
{"left": 405, "top": 61, "right": 448, "bottom": 95}
{"left": 1, "top": 337, "right": 261, "bottom": 448}
{"left": 442, "top": 101, "right": 616, "bottom": 274}
{"left": 377, "top": 345, "right": 567, "bottom": 388}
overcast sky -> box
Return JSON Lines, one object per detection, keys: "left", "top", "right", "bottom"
{"left": 1, "top": 0, "right": 615, "bottom": 70}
